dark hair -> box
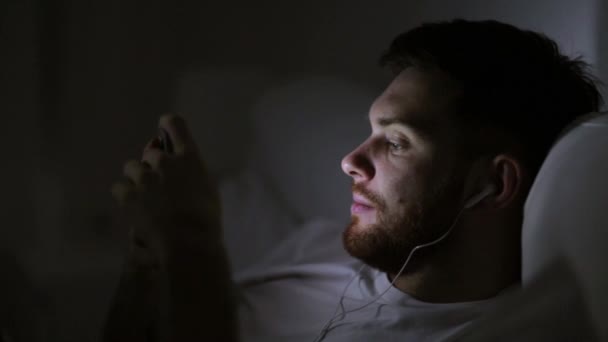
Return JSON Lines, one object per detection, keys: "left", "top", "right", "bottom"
{"left": 380, "top": 19, "right": 603, "bottom": 173}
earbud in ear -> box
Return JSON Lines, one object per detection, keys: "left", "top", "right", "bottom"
{"left": 464, "top": 184, "right": 496, "bottom": 209}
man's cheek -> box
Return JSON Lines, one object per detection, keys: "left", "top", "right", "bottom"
{"left": 389, "top": 176, "right": 417, "bottom": 206}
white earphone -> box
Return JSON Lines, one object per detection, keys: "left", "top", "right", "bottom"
{"left": 464, "top": 184, "right": 497, "bottom": 209}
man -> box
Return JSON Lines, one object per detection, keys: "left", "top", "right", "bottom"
{"left": 104, "top": 19, "right": 602, "bottom": 341}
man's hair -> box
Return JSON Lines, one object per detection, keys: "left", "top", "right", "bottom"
{"left": 380, "top": 19, "right": 603, "bottom": 174}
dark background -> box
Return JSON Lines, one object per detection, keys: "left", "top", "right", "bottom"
{"left": 1, "top": 0, "right": 606, "bottom": 340}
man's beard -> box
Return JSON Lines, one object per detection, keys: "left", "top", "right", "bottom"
{"left": 343, "top": 176, "right": 463, "bottom": 275}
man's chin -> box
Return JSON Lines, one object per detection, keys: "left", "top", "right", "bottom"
{"left": 350, "top": 206, "right": 377, "bottom": 223}
{"left": 342, "top": 218, "right": 366, "bottom": 256}
{"left": 345, "top": 215, "right": 373, "bottom": 233}
{"left": 341, "top": 217, "right": 424, "bottom": 274}
{"left": 342, "top": 220, "right": 394, "bottom": 273}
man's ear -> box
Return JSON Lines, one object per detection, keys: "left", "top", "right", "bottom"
{"left": 490, "top": 155, "right": 526, "bottom": 209}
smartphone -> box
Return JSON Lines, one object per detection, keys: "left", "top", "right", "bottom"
{"left": 158, "top": 128, "right": 174, "bottom": 154}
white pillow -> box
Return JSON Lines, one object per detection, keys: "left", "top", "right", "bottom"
{"left": 522, "top": 112, "right": 608, "bottom": 340}
{"left": 219, "top": 169, "right": 297, "bottom": 274}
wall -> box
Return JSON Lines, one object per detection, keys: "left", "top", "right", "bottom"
{"left": 600, "top": 0, "right": 608, "bottom": 109}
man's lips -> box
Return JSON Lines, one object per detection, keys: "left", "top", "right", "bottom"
{"left": 351, "top": 194, "right": 375, "bottom": 214}
{"left": 353, "top": 194, "right": 373, "bottom": 206}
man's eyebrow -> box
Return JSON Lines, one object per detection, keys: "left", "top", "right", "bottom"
{"left": 376, "top": 116, "right": 436, "bottom": 134}
{"left": 377, "top": 117, "right": 407, "bottom": 127}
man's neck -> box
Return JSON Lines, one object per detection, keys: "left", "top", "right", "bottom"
{"left": 388, "top": 239, "right": 520, "bottom": 303}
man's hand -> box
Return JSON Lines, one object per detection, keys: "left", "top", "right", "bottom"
{"left": 104, "top": 114, "right": 238, "bottom": 342}
{"left": 111, "top": 113, "right": 221, "bottom": 263}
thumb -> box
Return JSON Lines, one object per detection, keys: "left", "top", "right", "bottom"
{"left": 158, "top": 113, "right": 198, "bottom": 156}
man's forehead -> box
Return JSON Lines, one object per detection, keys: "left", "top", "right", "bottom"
{"left": 369, "top": 67, "right": 461, "bottom": 129}
{"left": 369, "top": 102, "right": 441, "bottom": 136}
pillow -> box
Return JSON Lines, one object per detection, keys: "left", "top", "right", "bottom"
{"left": 219, "top": 169, "right": 297, "bottom": 274}
{"left": 522, "top": 112, "right": 608, "bottom": 340}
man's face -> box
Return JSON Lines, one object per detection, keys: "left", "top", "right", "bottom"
{"left": 341, "top": 67, "right": 471, "bottom": 274}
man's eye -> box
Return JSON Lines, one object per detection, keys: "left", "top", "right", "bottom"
{"left": 386, "top": 140, "right": 404, "bottom": 151}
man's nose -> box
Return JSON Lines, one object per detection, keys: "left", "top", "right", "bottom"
{"left": 341, "top": 143, "right": 375, "bottom": 182}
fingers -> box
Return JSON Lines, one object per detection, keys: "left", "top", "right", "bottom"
{"left": 141, "top": 147, "right": 167, "bottom": 172}
{"left": 123, "top": 159, "right": 158, "bottom": 187}
{"left": 158, "top": 113, "right": 198, "bottom": 156}
{"left": 111, "top": 178, "right": 136, "bottom": 207}
{"left": 111, "top": 159, "right": 159, "bottom": 205}
{"left": 128, "top": 229, "right": 161, "bottom": 270}
{"left": 144, "top": 136, "right": 163, "bottom": 151}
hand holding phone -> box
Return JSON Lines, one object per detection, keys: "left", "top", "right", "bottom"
{"left": 158, "top": 128, "right": 174, "bottom": 154}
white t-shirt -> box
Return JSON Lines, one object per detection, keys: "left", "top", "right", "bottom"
{"left": 234, "top": 219, "right": 496, "bottom": 342}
